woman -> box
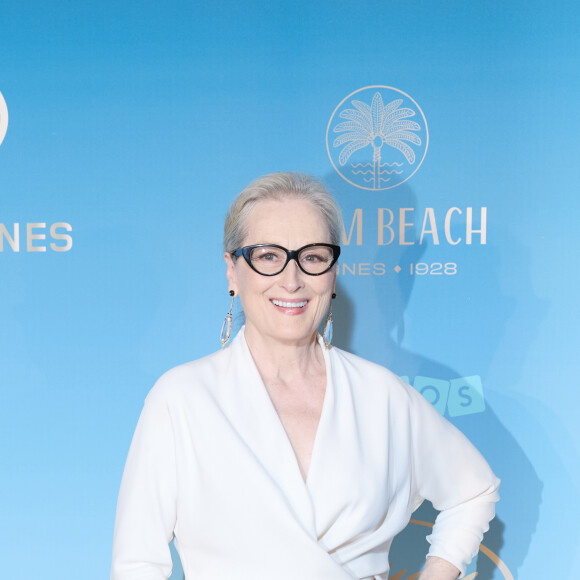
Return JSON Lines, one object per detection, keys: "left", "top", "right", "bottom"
{"left": 111, "top": 172, "right": 500, "bottom": 580}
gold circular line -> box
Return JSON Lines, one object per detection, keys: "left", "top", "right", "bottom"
{"left": 408, "top": 518, "right": 514, "bottom": 580}
{"left": 478, "top": 544, "right": 515, "bottom": 580}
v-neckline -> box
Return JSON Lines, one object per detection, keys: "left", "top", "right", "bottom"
{"left": 242, "top": 329, "right": 332, "bottom": 487}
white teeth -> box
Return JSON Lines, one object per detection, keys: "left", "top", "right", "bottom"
{"left": 271, "top": 299, "right": 307, "bottom": 308}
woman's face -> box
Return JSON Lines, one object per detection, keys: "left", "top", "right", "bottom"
{"left": 225, "top": 197, "right": 337, "bottom": 348}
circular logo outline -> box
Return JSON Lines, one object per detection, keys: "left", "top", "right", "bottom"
{"left": 0, "top": 91, "right": 8, "bottom": 147}
{"left": 409, "top": 519, "right": 514, "bottom": 580}
{"left": 326, "top": 85, "right": 429, "bottom": 191}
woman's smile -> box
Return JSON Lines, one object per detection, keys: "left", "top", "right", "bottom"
{"left": 270, "top": 298, "right": 309, "bottom": 313}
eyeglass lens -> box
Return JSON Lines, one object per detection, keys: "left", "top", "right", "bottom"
{"left": 249, "top": 245, "right": 335, "bottom": 275}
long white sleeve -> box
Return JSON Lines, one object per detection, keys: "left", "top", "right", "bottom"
{"left": 111, "top": 382, "right": 178, "bottom": 580}
{"left": 405, "top": 381, "right": 500, "bottom": 576}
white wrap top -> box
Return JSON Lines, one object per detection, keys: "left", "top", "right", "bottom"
{"left": 112, "top": 329, "right": 499, "bottom": 579}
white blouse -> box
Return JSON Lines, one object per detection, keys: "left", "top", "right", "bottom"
{"left": 111, "top": 328, "right": 499, "bottom": 580}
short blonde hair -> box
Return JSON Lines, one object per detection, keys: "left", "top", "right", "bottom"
{"left": 223, "top": 172, "right": 342, "bottom": 253}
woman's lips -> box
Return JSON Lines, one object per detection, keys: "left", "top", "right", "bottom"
{"left": 270, "top": 299, "right": 308, "bottom": 309}
{"left": 269, "top": 299, "right": 308, "bottom": 317}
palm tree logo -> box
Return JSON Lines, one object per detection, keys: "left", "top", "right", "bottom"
{"left": 0, "top": 91, "right": 8, "bottom": 147}
{"left": 326, "top": 86, "right": 428, "bottom": 191}
{"left": 334, "top": 92, "right": 420, "bottom": 187}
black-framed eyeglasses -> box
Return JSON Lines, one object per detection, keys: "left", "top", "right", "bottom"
{"left": 232, "top": 243, "right": 341, "bottom": 276}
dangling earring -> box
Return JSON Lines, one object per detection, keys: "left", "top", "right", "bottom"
{"left": 220, "top": 290, "right": 235, "bottom": 347}
{"left": 322, "top": 292, "right": 336, "bottom": 350}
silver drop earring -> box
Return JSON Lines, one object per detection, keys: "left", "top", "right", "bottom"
{"left": 322, "top": 292, "right": 336, "bottom": 350}
{"left": 220, "top": 290, "right": 235, "bottom": 347}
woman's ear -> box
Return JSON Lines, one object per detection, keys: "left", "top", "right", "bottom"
{"left": 224, "top": 252, "right": 238, "bottom": 294}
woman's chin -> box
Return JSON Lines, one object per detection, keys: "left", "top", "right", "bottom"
{"left": 246, "top": 321, "right": 319, "bottom": 346}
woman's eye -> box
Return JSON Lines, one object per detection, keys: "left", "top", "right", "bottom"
{"left": 253, "top": 250, "right": 283, "bottom": 262}
{"left": 302, "top": 253, "right": 327, "bottom": 263}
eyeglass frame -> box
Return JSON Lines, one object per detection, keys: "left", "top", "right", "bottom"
{"left": 231, "top": 243, "right": 341, "bottom": 276}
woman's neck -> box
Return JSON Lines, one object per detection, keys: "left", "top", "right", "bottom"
{"left": 243, "top": 325, "right": 325, "bottom": 385}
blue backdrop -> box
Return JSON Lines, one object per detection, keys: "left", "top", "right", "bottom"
{"left": 1, "top": 1, "right": 579, "bottom": 578}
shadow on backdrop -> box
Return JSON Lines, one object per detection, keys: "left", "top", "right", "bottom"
{"left": 326, "top": 172, "right": 543, "bottom": 579}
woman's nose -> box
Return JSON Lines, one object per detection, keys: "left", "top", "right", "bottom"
{"left": 279, "top": 258, "right": 304, "bottom": 292}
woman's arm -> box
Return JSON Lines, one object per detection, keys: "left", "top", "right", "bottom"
{"left": 111, "top": 383, "right": 178, "bottom": 580}
{"left": 405, "top": 381, "right": 500, "bottom": 577}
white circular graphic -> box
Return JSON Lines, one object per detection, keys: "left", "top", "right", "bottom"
{"left": 0, "top": 91, "right": 8, "bottom": 147}
{"left": 327, "top": 85, "right": 428, "bottom": 191}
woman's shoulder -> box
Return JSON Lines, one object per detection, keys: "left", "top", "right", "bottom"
{"left": 329, "top": 345, "right": 441, "bottom": 416}
{"left": 145, "top": 345, "right": 233, "bottom": 403}
{"left": 330, "top": 344, "right": 400, "bottom": 382}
